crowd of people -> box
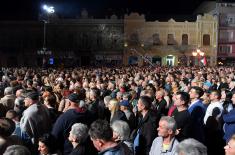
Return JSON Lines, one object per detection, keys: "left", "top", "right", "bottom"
{"left": 0, "top": 66, "right": 235, "bottom": 155}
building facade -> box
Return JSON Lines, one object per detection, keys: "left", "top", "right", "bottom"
{"left": 0, "top": 10, "right": 124, "bottom": 67}
{"left": 0, "top": 9, "right": 219, "bottom": 67}
{"left": 217, "top": 3, "right": 235, "bottom": 66}
{"left": 123, "top": 13, "right": 218, "bottom": 66}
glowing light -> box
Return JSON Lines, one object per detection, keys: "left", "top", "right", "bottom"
{"left": 42, "top": 4, "right": 55, "bottom": 14}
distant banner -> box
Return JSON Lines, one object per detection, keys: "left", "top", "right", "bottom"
{"left": 95, "top": 55, "right": 122, "bottom": 60}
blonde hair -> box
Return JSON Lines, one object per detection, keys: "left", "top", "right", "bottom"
{"left": 109, "top": 99, "right": 120, "bottom": 120}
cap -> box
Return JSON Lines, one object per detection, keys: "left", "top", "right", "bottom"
{"left": 68, "top": 93, "right": 79, "bottom": 103}
{"left": 25, "top": 91, "right": 39, "bottom": 100}
{"left": 120, "top": 100, "right": 129, "bottom": 107}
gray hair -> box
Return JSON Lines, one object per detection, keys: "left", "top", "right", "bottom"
{"left": 70, "top": 123, "right": 88, "bottom": 144}
{"left": 3, "top": 145, "right": 31, "bottom": 155}
{"left": 4, "top": 87, "right": 13, "bottom": 95}
{"left": 104, "top": 96, "right": 112, "bottom": 106}
{"left": 175, "top": 138, "right": 207, "bottom": 155}
{"left": 111, "top": 120, "right": 130, "bottom": 141}
{"left": 160, "top": 116, "right": 177, "bottom": 133}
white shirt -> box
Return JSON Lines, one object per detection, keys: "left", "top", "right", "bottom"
{"left": 203, "top": 100, "right": 223, "bottom": 124}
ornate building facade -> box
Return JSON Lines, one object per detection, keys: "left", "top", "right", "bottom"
{"left": 123, "top": 13, "right": 218, "bottom": 66}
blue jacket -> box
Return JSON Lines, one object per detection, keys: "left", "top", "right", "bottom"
{"left": 99, "top": 143, "right": 132, "bottom": 155}
{"left": 188, "top": 100, "right": 206, "bottom": 143}
{"left": 223, "top": 108, "right": 235, "bottom": 142}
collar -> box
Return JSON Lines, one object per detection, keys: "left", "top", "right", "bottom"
{"left": 98, "top": 143, "right": 120, "bottom": 155}
{"left": 189, "top": 99, "right": 200, "bottom": 108}
{"left": 160, "top": 137, "right": 176, "bottom": 153}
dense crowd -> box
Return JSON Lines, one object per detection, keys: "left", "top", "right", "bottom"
{"left": 0, "top": 66, "right": 235, "bottom": 155}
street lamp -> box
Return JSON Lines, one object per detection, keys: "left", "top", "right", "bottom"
{"left": 192, "top": 49, "right": 205, "bottom": 66}
{"left": 42, "top": 4, "right": 55, "bottom": 51}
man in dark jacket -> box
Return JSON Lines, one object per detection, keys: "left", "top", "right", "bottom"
{"left": 89, "top": 119, "right": 131, "bottom": 155}
{"left": 51, "top": 93, "right": 89, "bottom": 155}
{"left": 188, "top": 86, "right": 206, "bottom": 144}
{"left": 134, "top": 96, "right": 157, "bottom": 155}
{"left": 88, "top": 88, "right": 104, "bottom": 121}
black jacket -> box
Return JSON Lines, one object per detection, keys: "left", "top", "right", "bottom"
{"left": 110, "top": 110, "right": 127, "bottom": 125}
{"left": 135, "top": 110, "right": 157, "bottom": 155}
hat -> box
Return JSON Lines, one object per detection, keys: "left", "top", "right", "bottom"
{"left": 68, "top": 93, "right": 79, "bottom": 103}
{"left": 25, "top": 91, "right": 39, "bottom": 100}
{"left": 203, "top": 81, "right": 212, "bottom": 88}
{"left": 120, "top": 100, "right": 129, "bottom": 107}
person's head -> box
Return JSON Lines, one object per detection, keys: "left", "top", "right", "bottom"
{"left": 137, "top": 96, "right": 152, "bottom": 113}
{"left": 24, "top": 91, "right": 39, "bottom": 107}
{"left": 5, "top": 110, "right": 19, "bottom": 122}
{"left": 4, "top": 87, "right": 13, "bottom": 96}
{"left": 119, "top": 100, "right": 129, "bottom": 111}
{"left": 157, "top": 116, "right": 177, "bottom": 139}
{"left": 44, "top": 94, "right": 57, "bottom": 108}
{"left": 89, "top": 120, "right": 113, "bottom": 151}
{"left": 38, "top": 133, "right": 57, "bottom": 155}
{"left": 69, "top": 123, "right": 88, "bottom": 145}
{"left": 209, "top": 90, "right": 221, "bottom": 102}
{"left": 155, "top": 90, "right": 164, "bottom": 100}
{"left": 111, "top": 120, "right": 130, "bottom": 142}
{"left": 89, "top": 88, "right": 100, "bottom": 101}
{"left": 229, "top": 81, "right": 235, "bottom": 89}
{"left": 221, "top": 89, "right": 232, "bottom": 101}
{"left": 14, "top": 97, "right": 25, "bottom": 116}
{"left": 225, "top": 135, "right": 235, "bottom": 155}
{"left": 108, "top": 99, "right": 119, "bottom": 113}
{"left": 66, "top": 93, "right": 80, "bottom": 108}
{"left": 3, "top": 145, "right": 30, "bottom": 155}
{"left": 104, "top": 96, "right": 112, "bottom": 108}
{"left": 15, "top": 89, "right": 23, "bottom": 98}
{"left": 174, "top": 92, "right": 190, "bottom": 108}
{"left": 189, "top": 86, "right": 204, "bottom": 100}
{"left": 176, "top": 138, "right": 207, "bottom": 155}
{"left": 0, "top": 118, "right": 15, "bottom": 137}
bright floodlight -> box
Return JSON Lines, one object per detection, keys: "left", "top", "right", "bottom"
{"left": 43, "top": 5, "right": 48, "bottom": 10}
{"left": 42, "top": 4, "right": 55, "bottom": 14}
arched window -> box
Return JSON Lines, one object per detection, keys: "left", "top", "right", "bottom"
{"left": 203, "top": 34, "right": 210, "bottom": 46}
{"left": 182, "top": 34, "right": 188, "bottom": 45}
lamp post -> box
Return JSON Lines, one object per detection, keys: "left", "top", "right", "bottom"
{"left": 192, "top": 49, "right": 205, "bottom": 66}
{"left": 42, "top": 5, "right": 55, "bottom": 51}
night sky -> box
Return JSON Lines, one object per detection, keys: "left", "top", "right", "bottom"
{"left": 0, "top": 0, "right": 232, "bottom": 21}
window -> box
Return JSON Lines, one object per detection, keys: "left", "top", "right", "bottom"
{"left": 153, "top": 33, "right": 160, "bottom": 45}
{"left": 219, "top": 45, "right": 232, "bottom": 54}
{"left": 182, "top": 34, "right": 188, "bottom": 45}
{"left": 203, "top": 34, "right": 210, "bottom": 46}
{"left": 167, "top": 34, "right": 175, "bottom": 45}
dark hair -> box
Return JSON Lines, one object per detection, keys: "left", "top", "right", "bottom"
{"left": 89, "top": 119, "right": 113, "bottom": 141}
{"left": 210, "top": 90, "right": 221, "bottom": 99}
{"left": 176, "top": 92, "right": 190, "bottom": 106}
{"left": 90, "top": 88, "right": 100, "bottom": 98}
{"left": 0, "top": 118, "right": 15, "bottom": 137}
{"left": 38, "top": 133, "right": 57, "bottom": 153}
{"left": 5, "top": 110, "right": 18, "bottom": 120}
{"left": 45, "top": 94, "right": 57, "bottom": 108}
{"left": 191, "top": 86, "right": 204, "bottom": 98}
{"left": 139, "top": 96, "right": 152, "bottom": 110}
